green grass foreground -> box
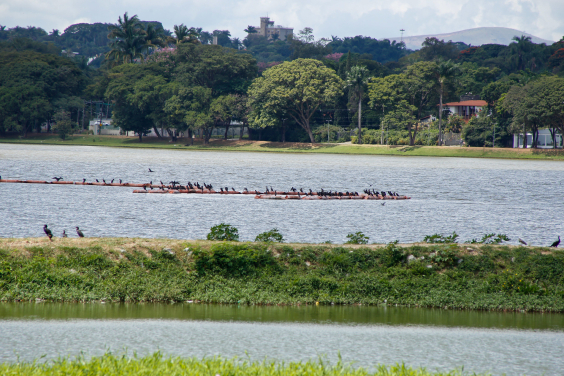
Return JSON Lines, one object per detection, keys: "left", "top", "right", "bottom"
{"left": 0, "top": 353, "right": 473, "bottom": 376}
{"left": 1, "top": 238, "right": 563, "bottom": 311}
{"left": 2, "top": 134, "right": 564, "bottom": 160}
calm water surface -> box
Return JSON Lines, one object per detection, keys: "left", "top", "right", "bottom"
{"left": 1, "top": 146, "right": 564, "bottom": 374}
{"left": 1, "top": 144, "right": 563, "bottom": 244}
{"left": 1, "top": 303, "right": 563, "bottom": 375}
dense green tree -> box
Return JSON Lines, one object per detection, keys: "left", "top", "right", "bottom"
{"left": 247, "top": 58, "right": 344, "bottom": 143}
{"left": 53, "top": 109, "right": 74, "bottom": 140}
{"left": 0, "top": 49, "right": 85, "bottom": 136}
{"left": 461, "top": 114, "right": 499, "bottom": 147}
{"left": 128, "top": 74, "right": 171, "bottom": 139}
{"left": 369, "top": 62, "right": 437, "bottom": 145}
{"left": 382, "top": 100, "right": 418, "bottom": 136}
{"left": 327, "top": 36, "right": 409, "bottom": 63}
{"left": 104, "top": 63, "right": 164, "bottom": 141}
{"left": 0, "top": 37, "right": 60, "bottom": 55}
{"left": 174, "top": 43, "right": 257, "bottom": 96}
{"left": 504, "top": 76, "right": 564, "bottom": 148}
{"left": 419, "top": 37, "right": 460, "bottom": 61}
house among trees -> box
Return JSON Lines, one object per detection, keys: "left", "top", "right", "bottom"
{"left": 444, "top": 94, "right": 487, "bottom": 121}
{"left": 254, "top": 17, "right": 293, "bottom": 41}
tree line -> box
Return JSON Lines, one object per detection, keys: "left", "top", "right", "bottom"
{"left": 1, "top": 13, "right": 564, "bottom": 147}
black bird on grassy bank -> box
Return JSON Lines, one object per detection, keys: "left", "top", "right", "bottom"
{"left": 550, "top": 236, "right": 560, "bottom": 248}
{"left": 43, "top": 225, "right": 53, "bottom": 241}
{"left": 62, "top": 230, "right": 67, "bottom": 238}
{"left": 76, "top": 227, "right": 84, "bottom": 238}
{"left": 519, "top": 238, "right": 527, "bottom": 245}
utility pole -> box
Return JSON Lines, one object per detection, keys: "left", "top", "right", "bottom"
{"left": 400, "top": 29, "right": 405, "bottom": 44}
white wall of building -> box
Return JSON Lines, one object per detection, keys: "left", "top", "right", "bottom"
{"left": 513, "top": 129, "right": 563, "bottom": 148}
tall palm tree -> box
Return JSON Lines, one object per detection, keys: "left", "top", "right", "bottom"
{"left": 169, "top": 24, "right": 200, "bottom": 45}
{"left": 433, "top": 59, "right": 459, "bottom": 146}
{"left": 511, "top": 35, "right": 532, "bottom": 71}
{"left": 144, "top": 24, "right": 166, "bottom": 51}
{"left": 106, "top": 12, "right": 146, "bottom": 65}
{"left": 345, "top": 66, "right": 371, "bottom": 144}
{"left": 513, "top": 35, "right": 533, "bottom": 68}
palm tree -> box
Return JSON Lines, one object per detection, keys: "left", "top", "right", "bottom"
{"left": 169, "top": 24, "right": 200, "bottom": 45}
{"left": 433, "top": 59, "right": 459, "bottom": 146}
{"left": 106, "top": 12, "right": 146, "bottom": 65}
{"left": 144, "top": 24, "right": 166, "bottom": 51}
{"left": 345, "top": 66, "right": 371, "bottom": 144}
{"left": 511, "top": 35, "right": 532, "bottom": 71}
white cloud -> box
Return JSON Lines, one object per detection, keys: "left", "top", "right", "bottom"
{"left": 0, "top": 0, "right": 561, "bottom": 42}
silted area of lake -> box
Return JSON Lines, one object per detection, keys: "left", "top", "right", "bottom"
{"left": 1, "top": 144, "right": 563, "bottom": 245}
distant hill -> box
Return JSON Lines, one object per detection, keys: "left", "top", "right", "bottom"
{"left": 386, "top": 27, "right": 555, "bottom": 50}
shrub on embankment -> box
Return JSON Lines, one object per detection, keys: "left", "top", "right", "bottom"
{"left": 0, "top": 352, "right": 473, "bottom": 376}
{"left": 1, "top": 239, "right": 563, "bottom": 312}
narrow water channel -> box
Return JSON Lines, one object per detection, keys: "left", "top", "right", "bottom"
{"left": 1, "top": 303, "right": 563, "bottom": 375}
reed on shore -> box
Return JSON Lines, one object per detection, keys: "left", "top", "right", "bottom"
{"left": 1, "top": 237, "right": 563, "bottom": 311}
{"left": 0, "top": 352, "right": 476, "bottom": 376}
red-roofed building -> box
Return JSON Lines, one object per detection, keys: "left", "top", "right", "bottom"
{"left": 444, "top": 94, "right": 487, "bottom": 121}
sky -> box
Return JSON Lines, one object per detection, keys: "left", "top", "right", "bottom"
{"left": 1, "top": 0, "right": 563, "bottom": 42}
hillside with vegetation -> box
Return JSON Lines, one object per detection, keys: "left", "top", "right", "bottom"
{"left": 1, "top": 12, "right": 563, "bottom": 148}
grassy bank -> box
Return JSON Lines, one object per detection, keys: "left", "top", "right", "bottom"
{"left": 1, "top": 237, "right": 563, "bottom": 312}
{"left": 2, "top": 134, "right": 564, "bottom": 160}
{"left": 0, "top": 352, "right": 471, "bottom": 376}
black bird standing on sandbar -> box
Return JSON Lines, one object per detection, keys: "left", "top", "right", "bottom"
{"left": 62, "top": 230, "right": 68, "bottom": 238}
{"left": 43, "top": 225, "right": 53, "bottom": 241}
{"left": 550, "top": 236, "right": 561, "bottom": 248}
{"left": 76, "top": 227, "right": 84, "bottom": 238}
{"left": 82, "top": 178, "right": 86, "bottom": 183}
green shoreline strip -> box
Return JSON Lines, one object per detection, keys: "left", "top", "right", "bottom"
{"left": 0, "top": 352, "right": 474, "bottom": 375}
{"left": 1, "top": 238, "right": 563, "bottom": 312}
{"left": 2, "top": 135, "right": 564, "bottom": 160}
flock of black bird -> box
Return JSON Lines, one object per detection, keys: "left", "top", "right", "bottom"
{"left": 4, "top": 167, "right": 558, "bottom": 247}
{"left": 43, "top": 225, "right": 84, "bottom": 241}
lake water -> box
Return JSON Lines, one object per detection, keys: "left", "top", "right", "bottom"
{"left": 1, "top": 303, "right": 563, "bottom": 375}
{"left": 1, "top": 144, "right": 563, "bottom": 245}
{"left": 2, "top": 144, "right": 564, "bottom": 374}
